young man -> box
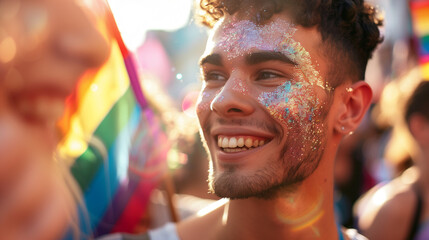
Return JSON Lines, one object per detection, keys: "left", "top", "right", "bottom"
{"left": 176, "top": 0, "right": 381, "bottom": 239}
{"left": 102, "top": 0, "right": 381, "bottom": 239}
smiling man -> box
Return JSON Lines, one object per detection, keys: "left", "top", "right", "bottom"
{"left": 100, "top": 0, "right": 381, "bottom": 240}
{"left": 171, "top": 0, "right": 382, "bottom": 239}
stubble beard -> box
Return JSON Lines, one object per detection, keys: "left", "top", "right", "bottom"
{"left": 206, "top": 121, "right": 327, "bottom": 200}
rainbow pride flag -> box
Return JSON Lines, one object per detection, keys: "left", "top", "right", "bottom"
{"left": 410, "top": 0, "right": 429, "bottom": 79}
{"left": 58, "top": 0, "right": 169, "bottom": 237}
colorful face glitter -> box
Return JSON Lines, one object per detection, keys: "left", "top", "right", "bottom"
{"left": 279, "top": 37, "right": 333, "bottom": 91}
{"left": 213, "top": 20, "right": 296, "bottom": 60}
{"left": 231, "top": 70, "right": 249, "bottom": 95}
{"left": 210, "top": 18, "right": 329, "bottom": 161}
{"left": 258, "top": 77, "right": 322, "bottom": 127}
{"left": 205, "top": 18, "right": 333, "bottom": 92}
{"left": 197, "top": 15, "right": 332, "bottom": 200}
{"left": 257, "top": 75, "right": 327, "bottom": 160}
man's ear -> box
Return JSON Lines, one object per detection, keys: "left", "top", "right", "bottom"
{"left": 334, "top": 81, "right": 373, "bottom": 135}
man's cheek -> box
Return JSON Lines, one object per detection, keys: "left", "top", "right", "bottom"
{"left": 196, "top": 88, "right": 213, "bottom": 115}
{"left": 286, "top": 88, "right": 320, "bottom": 123}
{"left": 197, "top": 86, "right": 224, "bottom": 115}
{"left": 258, "top": 82, "right": 315, "bottom": 126}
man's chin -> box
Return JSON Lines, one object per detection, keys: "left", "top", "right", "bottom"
{"left": 210, "top": 171, "right": 303, "bottom": 200}
{"left": 210, "top": 175, "right": 276, "bottom": 200}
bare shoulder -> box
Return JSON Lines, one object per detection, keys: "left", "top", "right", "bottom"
{"left": 177, "top": 199, "right": 228, "bottom": 240}
{"left": 355, "top": 170, "right": 419, "bottom": 240}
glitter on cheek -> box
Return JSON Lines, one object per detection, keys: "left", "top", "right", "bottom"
{"left": 258, "top": 80, "right": 317, "bottom": 126}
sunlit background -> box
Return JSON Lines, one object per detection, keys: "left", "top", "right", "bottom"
{"left": 108, "top": 0, "right": 206, "bottom": 104}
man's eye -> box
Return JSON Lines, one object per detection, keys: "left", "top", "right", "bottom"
{"left": 203, "top": 72, "right": 227, "bottom": 82}
{"left": 256, "top": 71, "right": 283, "bottom": 80}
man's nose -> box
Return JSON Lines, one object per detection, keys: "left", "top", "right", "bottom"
{"left": 52, "top": 1, "right": 110, "bottom": 69}
{"left": 210, "top": 76, "right": 254, "bottom": 117}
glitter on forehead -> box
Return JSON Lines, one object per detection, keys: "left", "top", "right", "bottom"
{"left": 217, "top": 19, "right": 296, "bottom": 60}
{"left": 214, "top": 18, "right": 333, "bottom": 91}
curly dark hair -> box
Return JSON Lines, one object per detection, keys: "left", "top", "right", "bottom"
{"left": 196, "top": 0, "right": 383, "bottom": 85}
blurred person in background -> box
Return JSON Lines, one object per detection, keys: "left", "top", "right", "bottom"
{"left": 0, "top": 0, "right": 109, "bottom": 239}
{"left": 355, "top": 80, "right": 429, "bottom": 240}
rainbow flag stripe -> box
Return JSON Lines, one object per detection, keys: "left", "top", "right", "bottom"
{"left": 410, "top": 0, "right": 429, "bottom": 79}
{"left": 59, "top": 1, "right": 168, "bottom": 237}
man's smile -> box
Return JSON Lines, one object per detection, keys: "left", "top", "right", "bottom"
{"left": 217, "top": 135, "right": 271, "bottom": 152}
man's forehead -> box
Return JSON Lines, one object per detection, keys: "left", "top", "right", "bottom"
{"left": 215, "top": 17, "right": 296, "bottom": 38}
{"left": 201, "top": 15, "right": 333, "bottom": 92}
{"left": 203, "top": 17, "right": 297, "bottom": 58}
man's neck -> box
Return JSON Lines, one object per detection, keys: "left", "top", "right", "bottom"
{"left": 217, "top": 161, "right": 338, "bottom": 240}
{"left": 177, "top": 147, "right": 341, "bottom": 240}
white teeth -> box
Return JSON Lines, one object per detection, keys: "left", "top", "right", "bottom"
{"left": 229, "top": 137, "right": 237, "bottom": 148}
{"left": 237, "top": 138, "right": 244, "bottom": 147}
{"left": 222, "top": 138, "right": 229, "bottom": 148}
{"left": 244, "top": 138, "right": 253, "bottom": 148}
{"left": 218, "top": 136, "right": 269, "bottom": 151}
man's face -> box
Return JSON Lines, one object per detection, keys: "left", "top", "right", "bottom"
{"left": 197, "top": 13, "right": 334, "bottom": 199}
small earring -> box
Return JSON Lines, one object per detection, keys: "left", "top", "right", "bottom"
{"left": 341, "top": 126, "right": 345, "bottom": 131}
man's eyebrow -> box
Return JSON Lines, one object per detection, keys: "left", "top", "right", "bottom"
{"left": 246, "top": 51, "right": 297, "bottom": 66}
{"left": 199, "top": 53, "right": 222, "bottom": 66}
